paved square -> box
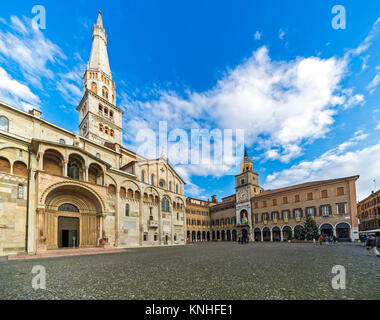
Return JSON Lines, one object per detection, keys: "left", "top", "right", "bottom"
{"left": 0, "top": 243, "right": 379, "bottom": 300}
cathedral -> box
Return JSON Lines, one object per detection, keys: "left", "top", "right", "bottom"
{"left": 0, "top": 12, "right": 186, "bottom": 257}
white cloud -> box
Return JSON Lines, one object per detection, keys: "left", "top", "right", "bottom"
{"left": 254, "top": 30, "right": 262, "bottom": 40}
{"left": 0, "top": 16, "right": 65, "bottom": 85}
{"left": 264, "top": 136, "right": 379, "bottom": 201}
{"left": 366, "top": 66, "right": 380, "bottom": 94}
{"left": 0, "top": 66, "right": 40, "bottom": 110}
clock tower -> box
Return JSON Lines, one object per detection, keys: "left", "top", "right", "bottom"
{"left": 235, "top": 148, "right": 263, "bottom": 241}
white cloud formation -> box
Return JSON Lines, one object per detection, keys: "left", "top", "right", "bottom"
{"left": 264, "top": 134, "right": 380, "bottom": 201}
{"left": 123, "top": 46, "right": 353, "bottom": 167}
{"left": 366, "top": 66, "right": 380, "bottom": 94}
{"left": 0, "top": 66, "right": 40, "bottom": 111}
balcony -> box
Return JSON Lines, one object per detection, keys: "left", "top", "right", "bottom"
{"left": 148, "top": 220, "right": 158, "bottom": 228}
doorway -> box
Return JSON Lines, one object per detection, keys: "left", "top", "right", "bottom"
{"left": 58, "top": 217, "right": 79, "bottom": 248}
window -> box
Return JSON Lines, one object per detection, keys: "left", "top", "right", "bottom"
{"left": 151, "top": 174, "right": 155, "bottom": 185}
{"left": 294, "top": 209, "right": 302, "bottom": 218}
{"left": 18, "top": 184, "right": 23, "bottom": 199}
{"left": 141, "top": 171, "right": 145, "bottom": 183}
{"left": 282, "top": 210, "right": 289, "bottom": 220}
{"left": 125, "top": 204, "right": 129, "bottom": 216}
{"left": 263, "top": 201, "right": 267, "bottom": 208}
{"left": 321, "top": 190, "right": 328, "bottom": 198}
{"left": 307, "top": 207, "right": 315, "bottom": 217}
{"left": 161, "top": 198, "right": 170, "bottom": 212}
{"left": 0, "top": 116, "right": 9, "bottom": 132}
{"left": 19, "top": 150, "right": 23, "bottom": 157}
{"left": 99, "top": 124, "right": 103, "bottom": 132}
{"left": 283, "top": 197, "right": 288, "bottom": 204}
{"left": 337, "top": 203, "right": 347, "bottom": 215}
{"left": 159, "top": 180, "right": 164, "bottom": 188}
{"left": 105, "top": 127, "right": 109, "bottom": 135}
{"left": 321, "top": 205, "right": 330, "bottom": 217}
{"left": 58, "top": 203, "right": 79, "bottom": 213}
{"left": 176, "top": 184, "right": 179, "bottom": 194}
{"left": 154, "top": 234, "right": 157, "bottom": 241}
{"left": 307, "top": 192, "right": 313, "bottom": 200}
{"left": 143, "top": 234, "right": 147, "bottom": 241}
{"left": 273, "top": 199, "right": 277, "bottom": 206}
{"left": 110, "top": 111, "right": 113, "bottom": 118}
{"left": 169, "top": 181, "right": 172, "bottom": 191}
{"left": 262, "top": 213, "right": 269, "bottom": 221}
{"left": 99, "top": 105, "right": 103, "bottom": 112}
{"left": 254, "top": 202, "right": 258, "bottom": 209}
{"left": 104, "top": 108, "right": 108, "bottom": 116}
{"left": 96, "top": 153, "right": 101, "bottom": 159}
{"left": 110, "top": 130, "right": 114, "bottom": 137}
{"left": 295, "top": 195, "right": 300, "bottom": 202}
{"left": 241, "top": 179, "right": 245, "bottom": 185}
{"left": 91, "top": 82, "right": 97, "bottom": 94}
{"left": 272, "top": 211, "right": 279, "bottom": 220}
{"left": 337, "top": 187, "right": 344, "bottom": 196}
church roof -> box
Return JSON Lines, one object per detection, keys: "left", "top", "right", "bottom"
{"left": 243, "top": 147, "right": 252, "bottom": 163}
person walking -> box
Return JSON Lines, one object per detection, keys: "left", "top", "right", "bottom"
{"left": 366, "top": 234, "right": 379, "bottom": 257}
{"left": 319, "top": 235, "right": 323, "bottom": 246}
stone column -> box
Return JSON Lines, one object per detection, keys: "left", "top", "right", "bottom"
{"left": 261, "top": 230, "right": 264, "bottom": 242}
{"left": 280, "top": 230, "right": 284, "bottom": 242}
{"left": 270, "top": 230, "right": 273, "bottom": 242}
{"left": 84, "top": 166, "right": 89, "bottom": 182}
{"left": 333, "top": 227, "right": 337, "bottom": 237}
{"left": 63, "top": 160, "right": 68, "bottom": 177}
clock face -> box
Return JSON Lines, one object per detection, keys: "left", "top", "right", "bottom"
{"left": 239, "top": 191, "right": 248, "bottom": 201}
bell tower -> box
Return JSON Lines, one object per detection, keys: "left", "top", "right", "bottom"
{"left": 235, "top": 148, "right": 263, "bottom": 241}
{"left": 77, "top": 11, "right": 124, "bottom": 146}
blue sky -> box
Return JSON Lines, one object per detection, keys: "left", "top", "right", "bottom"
{"left": 0, "top": 0, "right": 379, "bottom": 201}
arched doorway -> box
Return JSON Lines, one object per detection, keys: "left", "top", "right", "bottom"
{"left": 187, "top": 231, "right": 190, "bottom": 241}
{"left": 227, "top": 230, "right": 231, "bottom": 241}
{"left": 202, "top": 231, "right": 206, "bottom": 241}
{"left": 272, "top": 227, "right": 281, "bottom": 242}
{"left": 207, "top": 231, "right": 210, "bottom": 241}
{"left": 221, "top": 230, "right": 226, "bottom": 241}
{"left": 294, "top": 225, "right": 305, "bottom": 240}
{"left": 217, "top": 230, "right": 220, "bottom": 240}
{"left": 197, "top": 231, "right": 201, "bottom": 241}
{"left": 42, "top": 183, "right": 104, "bottom": 249}
{"left": 336, "top": 222, "right": 351, "bottom": 242}
{"left": 232, "top": 229, "right": 237, "bottom": 241}
{"left": 320, "top": 223, "right": 333, "bottom": 237}
{"left": 254, "top": 228, "right": 261, "bottom": 241}
{"left": 192, "top": 231, "right": 196, "bottom": 242}
{"left": 212, "top": 231, "right": 216, "bottom": 240}
{"left": 282, "top": 226, "right": 292, "bottom": 241}
{"left": 263, "top": 227, "right": 270, "bottom": 241}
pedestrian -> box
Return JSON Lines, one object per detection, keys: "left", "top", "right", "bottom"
{"left": 333, "top": 235, "right": 337, "bottom": 246}
{"left": 366, "top": 234, "right": 380, "bottom": 257}
{"left": 319, "top": 235, "right": 323, "bottom": 246}
{"left": 325, "top": 235, "right": 329, "bottom": 246}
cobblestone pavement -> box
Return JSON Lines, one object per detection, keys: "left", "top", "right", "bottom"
{"left": 0, "top": 242, "right": 379, "bottom": 300}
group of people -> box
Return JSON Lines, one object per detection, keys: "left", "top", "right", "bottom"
{"left": 314, "top": 234, "right": 337, "bottom": 246}
{"left": 238, "top": 236, "right": 249, "bottom": 244}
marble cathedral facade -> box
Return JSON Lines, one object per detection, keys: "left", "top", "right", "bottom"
{"left": 0, "top": 12, "right": 186, "bottom": 257}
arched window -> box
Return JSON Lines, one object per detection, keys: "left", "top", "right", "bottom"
{"left": 99, "top": 105, "right": 103, "bottom": 113}
{"left": 141, "top": 170, "right": 145, "bottom": 183}
{"left": 13, "top": 161, "right": 27, "bottom": 177}
{"left": 120, "top": 187, "right": 126, "bottom": 198}
{"left": 59, "top": 139, "right": 65, "bottom": 144}
{"left": 102, "top": 86, "right": 109, "bottom": 100}
{"left": 159, "top": 180, "right": 165, "bottom": 188}
{"left": 99, "top": 124, "right": 103, "bottom": 132}
{"left": 125, "top": 204, "right": 129, "bottom": 216}
{"left": 104, "top": 108, "right": 108, "bottom": 116}
{"left": 0, "top": 116, "right": 9, "bottom": 132}
{"left": 169, "top": 181, "right": 172, "bottom": 191}
{"left": 105, "top": 127, "right": 109, "bottom": 135}
{"left": 91, "top": 82, "right": 97, "bottom": 94}
{"left": 109, "top": 111, "right": 113, "bottom": 118}
{"left": 0, "top": 157, "right": 11, "bottom": 173}
{"left": 151, "top": 174, "right": 155, "bottom": 185}
{"left": 176, "top": 184, "right": 179, "bottom": 194}
{"left": 161, "top": 198, "right": 170, "bottom": 212}
{"left": 96, "top": 153, "right": 101, "bottom": 159}
{"left": 110, "top": 129, "right": 114, "bottom": 137}
{"left": 58, "top": 203, "right": 79, "bottom": 213}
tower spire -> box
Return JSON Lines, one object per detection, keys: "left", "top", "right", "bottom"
{"left": 87, "top": 10, "right": 111, "bottom": 77}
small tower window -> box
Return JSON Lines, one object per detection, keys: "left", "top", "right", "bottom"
{"left": 91, "top": 82, "right": 97, "bottom": 95}
{"left": 109, "top": 111, "right": 113, "bottom": 118}
{"left": 110, "top": 130, "right": 114, "bottom": 137}
{"left": 104, "top": 108, "right": 108, "bottom": 116}
{"left": 96, "top": 153, "right": 101, "bottom": 159}
{"left": 0, "top": 116, "right": 9, "bottom": 132}
{"left": 99, "top": 105, "right": 103, "bottom": 113}
{"left": 105, "top": 127, "right": 109, "bottom": 135}
{"left": 99, "top": 124, "right": 103, "bottom": 132}
{"left": 59, "top": 139, "right": 65, "bottom": 144}
{"left": 18, "top": 184, "right": 24, "bottom": 199}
